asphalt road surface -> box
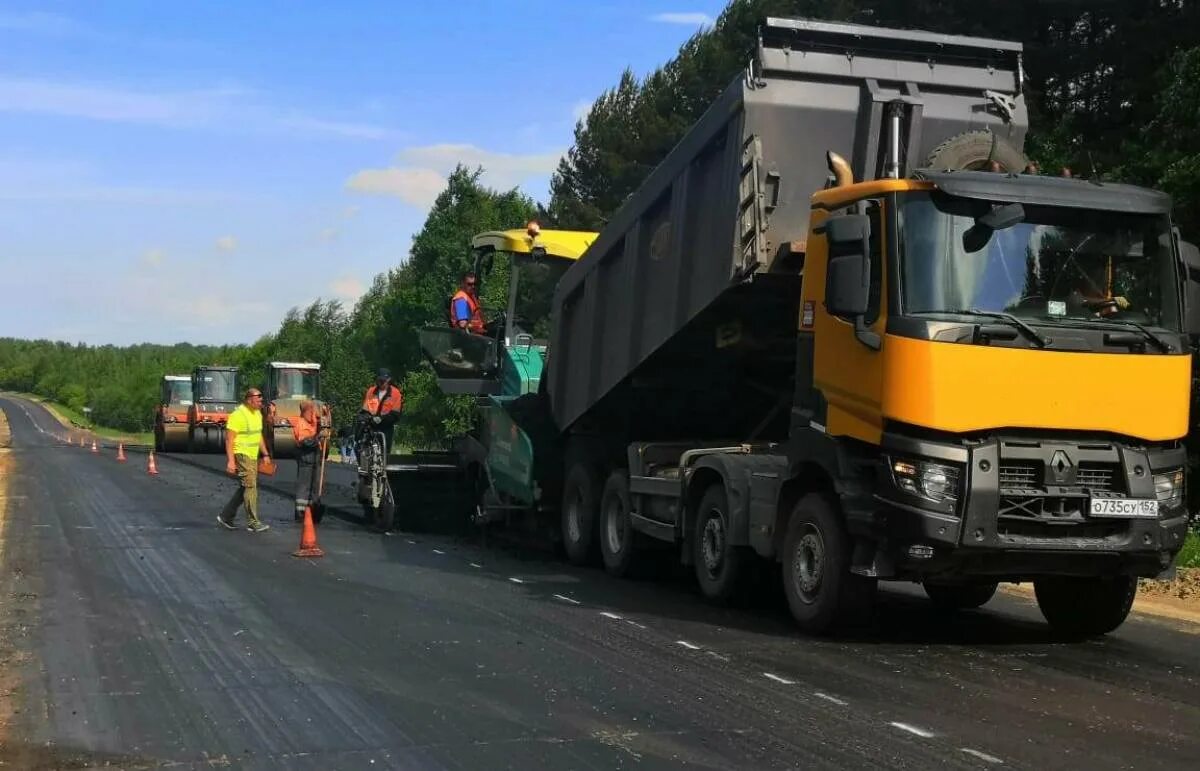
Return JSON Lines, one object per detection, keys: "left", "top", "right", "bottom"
{"left": 1, "top": 394, "right": 1198, "bottom": 770}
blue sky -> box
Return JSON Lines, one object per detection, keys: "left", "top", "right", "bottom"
{"left": 0, "top": 1, "right": 726, "bottom": 345}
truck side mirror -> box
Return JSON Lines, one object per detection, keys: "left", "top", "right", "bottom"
{"left": 824, "top": 214, "right": 872, "bottom": 318}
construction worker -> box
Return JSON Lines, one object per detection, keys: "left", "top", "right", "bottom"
{"left": 218, "top": 387, "right": 271, "bottom": 533}
{"left": 1068, "top": 258, "right": 1129, "bottom": 318}
{"left": 361, "top": 368, "right": 404, "bottom": 459}
{"left": 449, "top": 271, "right": 486, "bottom": 334}
{"left": 291, "top": 400, "right": 323, "bottom": 522}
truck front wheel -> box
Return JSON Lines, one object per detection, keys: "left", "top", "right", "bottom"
{"left": 1034, "top": 575, "right": 1137, "bottom": 638}
{"left": 561, "top": 461, "right": 601, "bottom": 566}
{"left": 781, "top": 493, "right": 876, "bottom": 634}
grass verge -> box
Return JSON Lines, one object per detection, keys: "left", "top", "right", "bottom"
{"left": 1179, "top": 531, "right": 1200, "bottom": 568}
{"left": 2, "top": 392, "right": 152, "bottom": 446}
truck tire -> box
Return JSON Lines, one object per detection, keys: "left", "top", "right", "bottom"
{"left": 924, "top": 130, "right": 1029, "bottom": 173}
{"left": 561, "top": 460, "right": 601, "bottom": 566}
{"left": 923, "top": 581, "right": 998, "bottom": 610}
{"left": 692, "top": 485, "right": 747, "bottom": 603}
{"left": 781, "top": 493, "right": 876, "bottom": 634}
{"left": 1034, "top": 575, "right": 1137, "bottom": 638}
{"left": 599, "top": 470, "right": 639, "bottom": 577}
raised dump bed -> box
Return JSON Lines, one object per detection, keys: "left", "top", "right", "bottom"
{"left": 547, "top": 17, "right": 1028, "bottom": 437}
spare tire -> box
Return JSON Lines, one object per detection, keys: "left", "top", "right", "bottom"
{"left": 924, "top": 130, "right": 1029, "bottom": 173}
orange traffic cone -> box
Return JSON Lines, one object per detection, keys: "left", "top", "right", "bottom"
{"left": 147, "top": 451, "right": 159, "bottom": 476}
{"left": 91, "top": 439, "right": 98, "bottom": 454}
{"left": 117, "top": 443, "right": 127, "bottom": 462}
{"left": 292, "top": 505, "right": 324, "bottom": 558}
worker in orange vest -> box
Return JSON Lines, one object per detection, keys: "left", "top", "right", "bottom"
{"left": 449, "top": 271, "right": 486, "bottom": 334}
{"left": 360, "top": 368, "right": 404, "bottom": 459}
{"left": 290, "top": 400, "right": 325, "bottom": 522}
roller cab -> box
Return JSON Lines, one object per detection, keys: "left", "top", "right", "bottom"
{"left": 154, "top": 375, "right": 192, "bottom": 452}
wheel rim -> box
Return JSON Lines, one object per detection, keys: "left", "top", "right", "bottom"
{"left": 604, "top": 494, "right": 625, "bottom": 555}
{"left": 792, "top": 524, "right": 825, "bottom": 604}
{"left": 700, "top": 510, "right": 726, "bottom": 579}
{"left": 565, "top": 488, "right": 583, "bottom": 543}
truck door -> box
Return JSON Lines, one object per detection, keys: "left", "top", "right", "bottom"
{"left": 807, "top": 197, "right": 888, "bottom": 444}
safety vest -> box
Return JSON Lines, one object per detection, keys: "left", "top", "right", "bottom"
{"left": 450, "top": 289, "right": 485, "bottom": 334}
{"left": 291, "top": 415, "right": 318, "bottom": 444}
{"left": 362, "top": 384, "right": 404, "bottom": 416}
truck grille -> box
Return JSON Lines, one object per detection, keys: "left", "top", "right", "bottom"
{"left": 999, "top": 462, "right": 1039, "bottom": 489}
{"left": 998, "top": 461, "right": 1123, "bottom": 493}
{"left": 1076, "top": 463, "right": 1119, "bottom": 492}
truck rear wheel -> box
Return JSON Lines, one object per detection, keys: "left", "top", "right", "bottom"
{"left": 599, "top": 470, "right": 639, "bottom": 577}
{"left": 561, "top": 461, "right": 601, "bottom": 566}
{"left": 781, "top": 493, "right": 876, "bottom": 634}
{"left": 1034, "top": 575, "right": 1137, "bottom": 638}
{"left": 924, "top": 130, "right": 1029, "bottom": 172}
{"left": 923, "top": 581, "right": 998, "bottom": 610}
{"left": 693, "top": 485, "right": 747, "bottom": 603}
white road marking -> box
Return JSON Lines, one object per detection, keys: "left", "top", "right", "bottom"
{"left": 599, "top": 611, "right": 623, "bottom": 620}
{"left": 553, "top": 594, "right": 581, "bottom": 605}
{"left": 814, "top": 692, "right": 847, "bottom": 706}
{"left": 407, "top": 539, "right": 417, "bottom": 544}
{"left": 469, "top": 562, "right": 482, "bottom": 569}
{"left": 705, "top": 651, "right": 730, "bottom": 662}
{"left": 676, "top": 640, "right": 701, "bottom": 651}
{"left": 508, "top": 577, "right": 525, "bottom": 584}
{"left": 75, "top": 526, "right": 96, "bottom": 530}
{"left": 431, "top": 549, "right": 445, "bottom": 555}
{"left": 961, "top": 748, "right": 1004, "bottom": 764}
{"left": 890, "top": 722, "right": 935, "bottom": 739}
{"left": 625, "top": 620, "right": 647, "bottom": 630}
{"left": 762, "top": 672, "right": 795, "bottom": 685}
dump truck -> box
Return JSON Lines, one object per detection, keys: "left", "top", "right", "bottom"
{"left": 438, "top": 17, "right": 1196, "bottom": 637}
{"left": 261, "top": 361, "right": 331, "bottom": 459}
{"left": 153, "top": 375, "right": 193, "bottom": 452}
{"left": 187, "top": 365, "right": 239, "bottom": 453}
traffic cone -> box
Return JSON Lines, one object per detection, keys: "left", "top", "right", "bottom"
{"left": 91, "top": 439, "right": 98, "bottom": 454}
{"left": 147, "top": 451, "right": 159, "bottom": 476}
{"left": 117, "top": 443, "right": 127, "bottom": 462}
{"left": 292, "top": 505, "right": 324, "bottom": 558}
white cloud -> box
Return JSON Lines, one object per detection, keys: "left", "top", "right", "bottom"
{"left": 0, "top": 74, "right": 396, "bottom": 141}
{"left": 141, "top": 248, "right": 166, "bottom": 267}
{"left": 318, "top": 227, "right": 339, "bottom": 242}
{"left": 649, "top": 12, "right": 714, "bottom": 26}
{"left": 345, "top": 167, "right": 446, "bottom": 208}
{"left": 215, "top": 235, "right": 238, "bottom": 252}
{"left": 572, "top": 99, "right": 595, "bottom": 123}
{"left": 345, "top": 143, "right": 564, "bottom": 209}
{"left": 330, "top": 275, "right": 365, "bottom": 301}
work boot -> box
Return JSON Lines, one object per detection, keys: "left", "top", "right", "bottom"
{"left": 217, "top": 516, "right": 237, "bottom": 531}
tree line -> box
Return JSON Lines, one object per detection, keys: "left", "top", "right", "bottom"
{"left": 3, "top": 0, "right": 1198, "bottom": 446}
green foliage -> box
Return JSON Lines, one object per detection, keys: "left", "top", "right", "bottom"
{"left": 1179, "top": 531, "right": 1200, "bottom": 569}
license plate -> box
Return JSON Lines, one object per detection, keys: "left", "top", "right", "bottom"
{"left": 1088, "top": 497, "right": 1159, "bottom": 518}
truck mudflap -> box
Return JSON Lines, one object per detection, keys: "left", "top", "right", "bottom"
{"left": 874, "top": 431, "right": 1190, "bottom": 577}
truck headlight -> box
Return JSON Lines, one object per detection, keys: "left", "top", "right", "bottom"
{"left": 1153, "top": 468, "right": 1184, "bottom": 510}
{"left": 890, "top": 458, "right": 961, "bottom": 504}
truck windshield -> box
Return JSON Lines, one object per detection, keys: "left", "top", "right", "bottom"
{"left": 274, "top": 369, "right": 319, "bottom": 399}
{"left": 898, "top": 191, "right": 1181, "bottom": 331}
{"left": 166, "top": 381, "right": 193, "bottom": 405}
{"left": 194, "top": 371, "right": 236, "bottom": 402}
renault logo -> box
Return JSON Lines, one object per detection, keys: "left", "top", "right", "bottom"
{"left": 1049, "top": 450, "right": 1073, "bottom": 483}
